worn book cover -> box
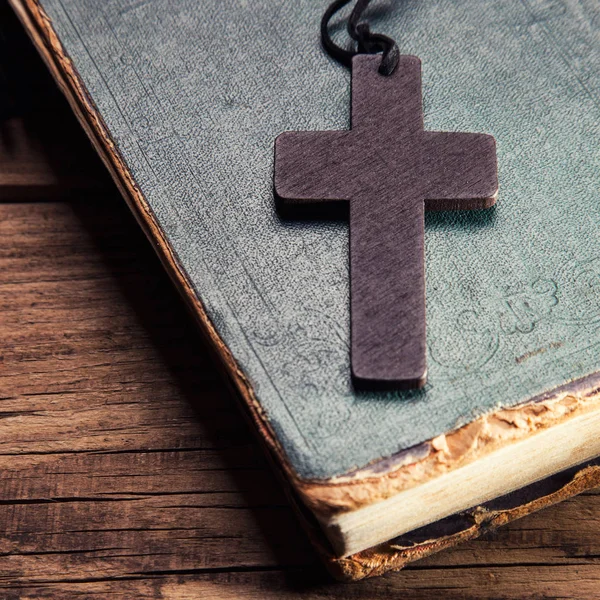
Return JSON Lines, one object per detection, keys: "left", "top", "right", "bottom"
{"left": 11, "top": 0, "right": 600, "bottom": 580}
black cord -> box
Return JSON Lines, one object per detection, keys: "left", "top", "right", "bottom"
{"left": 321, "top": 0, "right": 400, "bottom": 76}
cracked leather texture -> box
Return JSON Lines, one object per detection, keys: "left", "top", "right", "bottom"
{"left": 41, "top": 0, "right": 600, "bottom": 479}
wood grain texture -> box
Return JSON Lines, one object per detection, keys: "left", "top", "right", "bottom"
{"left": 0, "top": 114, "right": 110, "bottom": 199}
{"left": 274, "top": 55, "right": 498, "bottom": 387}
{"left": 0, "top": 197, "right": 599, "bottom": 597}
{"left": 0, "top": 2, "right": 110, "bottom": 199}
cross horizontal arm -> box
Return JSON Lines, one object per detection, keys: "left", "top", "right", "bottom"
{"left": 422, "top": 132, "right": 498, "bottom": 210}
{"left": 274, "top": 130, "right": 355, "bottom": 204}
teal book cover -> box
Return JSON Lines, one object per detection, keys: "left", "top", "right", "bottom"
{"left": 12, "top": 0, "right": 600, "bottom": 579}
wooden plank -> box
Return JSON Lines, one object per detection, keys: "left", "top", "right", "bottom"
{"left": 2, "top": 566, "right": 600, "bottom": 600}
{"left": 1, "top": 199, "right": 600, "bottom": 597}
{"left": 0, "top": 114, "right": 111, "bottom": 199}
{"left": 0, "top": 1, "right": 110, "bottom": 199}
{"left": 0, "top": 198, "right": 314, "bottom": 583}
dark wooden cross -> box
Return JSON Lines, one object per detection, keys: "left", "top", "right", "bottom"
{"left": 274, "top": 55, "right": 498, "bottom": 389}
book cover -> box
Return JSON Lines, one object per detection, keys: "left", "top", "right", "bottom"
{"left": 11, "top": 0, "right": 600, "bottom": 579}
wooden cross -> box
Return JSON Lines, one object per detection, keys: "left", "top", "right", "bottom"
{"left": 274, "top": 55, "right": 498, "bottom": 389}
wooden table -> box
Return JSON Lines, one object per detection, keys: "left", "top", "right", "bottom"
{"left": 1, "top": 4, "right": 600, "bottom": 598}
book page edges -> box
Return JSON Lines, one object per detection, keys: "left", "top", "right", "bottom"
{"left": 12, "top": 0, "right": 600, "bottom": 535}
{"left": 303, "top": 376, "right": 600, "bottom": 515}
{"left": 323, "top": 461, "right": 600, "bottom": 580}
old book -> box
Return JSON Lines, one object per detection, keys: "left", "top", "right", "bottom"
{"left": 11, "top": 0, "right": 600, "bottom": 580}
